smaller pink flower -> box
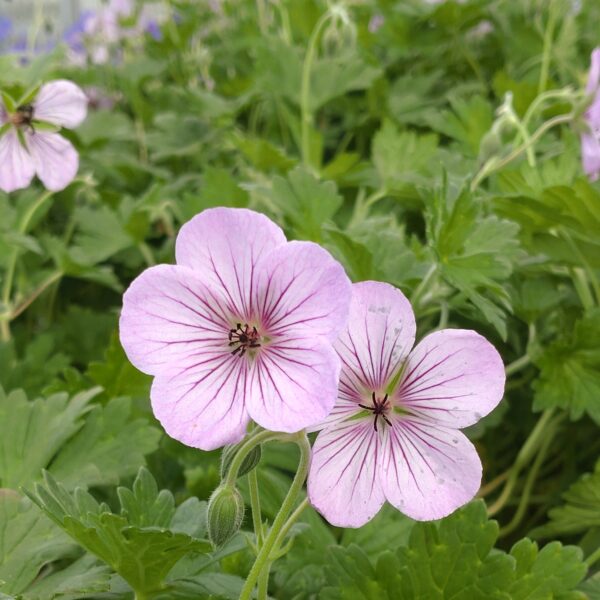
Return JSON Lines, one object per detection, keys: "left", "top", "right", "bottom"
{"left": 308, "top": 281, "right": 505, "bottom": 526}
{"left": 581, "top": 48, "right": 600, "bottom": 181}
{"left": 0, "top": 80, "right": 88, "bottom": 193}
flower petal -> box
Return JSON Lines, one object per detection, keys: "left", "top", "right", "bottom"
{"left": 308, "top": 419, "right": 385, "bottom": 527}
{"left": 175, "top": 208, "right": 286, "bottom": 319}
{"left": 119, "top": 264, "right": 232, "bottom": 377}
{"left": 33, "top": 80, "right": 88, "bottom": 128}
{"left": 255, "top": 241, "right": 351, "bottom": 340}
{"left": 381, "top": 416, "right": 481, "bottom": 521}
{"left": 27, "top": 132, "right": 79, "bottom": 191}
{"left": 396, "top": 329, "right": 505, "bottom": 428}
{"left": 0, "top": 129, "right": 35, "bottom": 193}
{"left": 581, "top": 132, "right": 600, "bottom": 181}
{"left": 247, "top": 336, "right": 341, "bottom": 432}
{"left": 151, "top": 359, "right": 250, "bottom": 451}
{"left": 586, "top": 48, "right": 600, "bottom": 95}
{"left": 336, "top": 281, "right": 416, "bottom": 395}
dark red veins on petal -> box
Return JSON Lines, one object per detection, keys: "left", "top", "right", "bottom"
{"left": 228, "top": 323, "right": 261, "bottom": 357}
{"left": 359, "top": 392, "right": 393, "bottom": 432}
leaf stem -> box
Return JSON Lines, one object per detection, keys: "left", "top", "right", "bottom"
{"left": 1, "top": 190, "right": 54, "bottom": 342}
{"left": 488, "top": 409, "right": 555, "bottom": 517}
{"left": 239, "top": 432, "right": 311, "bottom": 600}
{"left": 538, "top": 0, "right": 557, "bottom": 95}
{"left": 410, "top": 264, "right": 437, "bottom": 310}
{"left": 470, "top": 113, "right": 573, "bottom": 191}
{"left": 248, "top": 468, "right": 263, "bottom": 547}
{"left": 585, "top": 545, "right": 600, "bottom": 568}
{"left": 224, "top": 429, "right": 281, "bottom": 488}
{"left": 499, "top": 416, "right": 561, "bottom": 537}
{"left": 505, "top": 354, "right": 532, "bottom": 377}
{"left": 300, "top": 11, "right": 333, "bottom": 167}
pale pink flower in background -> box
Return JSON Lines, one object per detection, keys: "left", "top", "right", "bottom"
{"left": 308, "top": 281, "right": 505, "bottom": 526}
{"left": 581, "top": 48, "right": 600, "bottom": 181}
{"left": 119, "top": 208, "right": 352, "bottom": 451}
{"left": 0, "top": 80, "right": 88, "bottom": 193}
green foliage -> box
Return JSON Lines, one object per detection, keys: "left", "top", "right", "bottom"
{"left": 532, "top": 460, "right": 600, "bottom": 539}
{"left": 321, "top": 502, "right": 587, "bottom": 599}
{"left": 1, "top": 0, "right": 600, "bottom": 596}
{"left": 428, "top": 186, "right": 521, "bottom": 337}
{"left": 533, "top": 310, "right": 600, "bottom": 423}
{"left": 26, "top": 469, "right": 212, "bottom": 597}
{"left": 0, "top": 386, "right": 160, "bottom": 490}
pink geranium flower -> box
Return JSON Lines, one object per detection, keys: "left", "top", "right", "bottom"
{"left": 0, "top": 80, "right": 87, "bottom": 193}
{"left": 581, "top": 48, "right": 600, "bottom": 181}
{"left": 308, "top": 281, "right": 505, "bottom": 525}
{"left": 119, "top": 208, "right": 352, "bottom": 450}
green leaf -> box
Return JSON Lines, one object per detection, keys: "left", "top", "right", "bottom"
{"left": 321, "top": 501, "right": 586, "bottom": 599}
{"left": 269, "top": 166, "right": 343, "bottom": 242}
{"left": 372, "top": 120, "right": 439, "bottom": 191}
{"left": 49, "top": 397, "right": 162, "bottom": 490}
{"left": 425, "top": 95, "right": 494, "bottom": 156}
{"left": 324, "top": 228, "right": 374, "bottom": 281}
{"left": 0, "top": 492, "right": 75, "bottom": 597}
{"left": 26, "top": 469, "right": 212, "bottom": 597}
{"left": 0, "top": 386, "right": 159, "bottom": 490}
{"left": 533, "top": 310, "right": 600, "bottom": 423}
{"left": 24, "top": 554, "right": 111, "bottom": 600}
{"left": 310, "top": 51, "right": 382, "bottom": 111}
{"left": 70, "top": 205, "right": 135, "bottom": 266}
{"left": 508, "top": 539, "right": 587, "bottom": 600}
{"left": 428, "top": 186, "right": 521, "bottom": 337}
{"left": 531, "top": 460, "right": 600, "bottom": 539}
{"left": 0, "top": 387, "right": 97, "bottom": 489}
{"left": 86, "top": 332, "right": 151, "bottom": 400}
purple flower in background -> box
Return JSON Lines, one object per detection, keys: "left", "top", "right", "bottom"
{"left": 307, "top": 282, "right": 505, "bottom": 526}
{"left": 65, "top": 0, "right": 164, "bottom": 65}
{"left": 0, "top": 80, "right": 88, "bottom": 193}
{"left": 368, "top": 14, "right": 384, "bottom": 34}
{"left": 119, "top": 208, "right": 352, "bottom": 451}
{"left": 0, "top": 17, "right": 12, "bottom": 43}
{"left": 581, "top": 48, "right": 600, "bottom": 181}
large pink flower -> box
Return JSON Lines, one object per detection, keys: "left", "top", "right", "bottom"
{"left": 582, "top": 48, "right": 600, "bottom": 181}
{"left": 0, "top": 80, "right": 87, "bottom": 193}
{"left": 308, "top": 281, "right": 505, "bottom": 526}
{"left": 120, "top": 208, "right": 352, "bottom": 450}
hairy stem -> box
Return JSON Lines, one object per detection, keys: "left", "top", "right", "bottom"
{"left": 240, "top": 432, "right": 311, "bottom": 600}
{"left": 248, "top": 468, "right": 263, "bottom": 547}
{"left": 224, "top": 429, "right": 281, "bottom": 488}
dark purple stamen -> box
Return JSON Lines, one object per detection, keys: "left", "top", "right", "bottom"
{"left": 359, "top": 392, "right": 392, "bottom": 432}
{"left": 228, "top": 323, "right": 261, "bottom": 357}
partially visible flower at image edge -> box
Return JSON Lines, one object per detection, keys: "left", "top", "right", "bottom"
{"left": 308, "top": 281, "right": 505, "bottom": 525}
{"left": 581, "top": 47, "right": 600, "bottom": 181}
{"left": 119, "top": 207, "right": 352, "bottom": 451}
{"left": 0, "top": 80, "right": 88, "bottom": 193}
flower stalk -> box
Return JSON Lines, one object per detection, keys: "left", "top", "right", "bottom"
{"left": 240, "top": 431, "right": 311, "bottom": 600}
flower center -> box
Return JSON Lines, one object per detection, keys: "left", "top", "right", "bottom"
{"left": 228, "top": 323, "right": 261, "bottom": 357}
{"left": 359, "top": 392, "right": 392, "bottom": 432}
{"left": 10, "top": 104, "right": 35, "bottom": 129}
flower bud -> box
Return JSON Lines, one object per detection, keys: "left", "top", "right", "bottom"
{"left": 478, "top": 130, "right": 503, "bottom": 163}
{"left": 220, "top": 442, "right": 262, "bottom": 480}
{"left": 207, "top": 485, "right": 245, "bottom": 547}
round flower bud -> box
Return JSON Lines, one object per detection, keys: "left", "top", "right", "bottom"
{"left": 220, "top": 442, "right": 262, "bottom": 480}
{"left": 207, "top": 485, "right": 245, "bottom": 547}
